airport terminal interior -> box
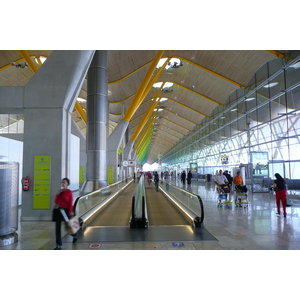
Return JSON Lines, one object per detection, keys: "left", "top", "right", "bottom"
{"left": 1, "top": 49, "right": 300, "bottom": 252}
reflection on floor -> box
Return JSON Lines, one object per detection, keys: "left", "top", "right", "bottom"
{"left": 1, "top": 179, "right": 300, "bottom": 250}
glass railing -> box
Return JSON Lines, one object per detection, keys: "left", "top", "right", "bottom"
{"left": 159, "top": 180, "right": 204, "bottom": 227}
{"left": 74, "top": 177, "right": 132, "bottom": 226}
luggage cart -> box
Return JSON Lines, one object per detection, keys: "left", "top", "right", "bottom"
{"left": 234, "top": 185, "right": 249, "bottom": 209}
{"left": 217, "top": 185, "right": 232, "bottom": 208}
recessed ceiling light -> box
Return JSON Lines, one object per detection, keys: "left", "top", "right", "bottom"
{"left": 245, "top": 97, "right": 255, "bottom": 101}
{"left": 263, "top": 82, "right": 278, "bottom": 88}
{"left": 77, "top": 97, "right": 86, "bottom": 103}
{"left": 153, "top": 82, "right": 173, "bottom": 89}
{"left": 231, "top": 108, "right": 238, "bottom": 111}
{"left": 160, "top": 98, "right": 168, "bottom": 102}
{"left": 289, "top": 61, "right": 300, "bottom": 69}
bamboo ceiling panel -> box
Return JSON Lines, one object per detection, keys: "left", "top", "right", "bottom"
{"left": 108, "top": 50, "right": 157, "bottom": 82}
{"left": 0, "top": 49, "right": 290, "bottom": 165}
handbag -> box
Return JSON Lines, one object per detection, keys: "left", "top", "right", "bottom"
{"left": 286, "top": 198, "right": 293, "bottom": 207}
{"left": 67, "top": 216, "right": 80, "bottom": 234}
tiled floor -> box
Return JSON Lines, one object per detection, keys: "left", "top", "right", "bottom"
{"left": 1, "top": 179, "right": 300, "bottom": 250}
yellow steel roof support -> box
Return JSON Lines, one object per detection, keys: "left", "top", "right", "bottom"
{"left": 123, "top": 50, "right": 165, "bottom": 122}
{"left": 135, "top": 117, "right": 155, "bottom": 150}
{"left": 75, "top": 101, "right": 87, "bottom": 123}
{"left": 19, "top": 50, "right": 39, "bottom": 73}
{"left": 131, "top": 85, "right": 164, "bottom": 142}
{"left": 266, "top": 50, "right": 285, "bottom": 58}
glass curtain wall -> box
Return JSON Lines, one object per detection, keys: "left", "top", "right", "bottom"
{"left": 162, "top": 51, "right": 300, "bottom": 181}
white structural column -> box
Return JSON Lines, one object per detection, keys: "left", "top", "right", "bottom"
{"left": 21, "top": 50, "right": 95, "bottom": 221}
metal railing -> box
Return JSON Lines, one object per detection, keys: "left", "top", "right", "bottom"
{"left": 74, "top": 177, "right": 132, "bottom": 229}
{"left": 159, "top": 180, "right": 204, "bottom": 227}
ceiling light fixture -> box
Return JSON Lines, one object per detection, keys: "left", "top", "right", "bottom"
{"left": 263, "top": 82, "right": 278, "bottom": 88}
{"left": 156, "top": 58, "right": 183, "bottom": 70}
{"left": 11, "top": 61, "right": 28, "bottom": 69}
{"left": 245, "top": 97, "right": 255, "bottom": 102}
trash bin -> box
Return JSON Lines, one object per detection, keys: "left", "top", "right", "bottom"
{"left": 0, "top": 162, "right": 19, "bottom": 246}
{"left": 206, "top": 174, "right": 211, "bottom": 182}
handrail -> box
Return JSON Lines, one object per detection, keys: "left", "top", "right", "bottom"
{"left": 74, "top": 177, "right": 132, "bottom": 229}
{"left": 159, "top": 180, "right": 204, "bottom": 227}
{"left": 130, "top": 175, "right": 148, "bottom": 228}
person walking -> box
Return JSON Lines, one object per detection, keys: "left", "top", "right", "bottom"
{"left": 153, "top": 171, "right": 159, "bottom": 192}
{"left": 187, "top": 170, "right": 192, "bottom": 185}
{"left": 272, "top": 173, "right": 288, "bottom": 218}
{"left": 181, "top": 170, "right": 186, "bottom": 184}
{"left": 53, "top": 178, "right": 77, "bottom": 249}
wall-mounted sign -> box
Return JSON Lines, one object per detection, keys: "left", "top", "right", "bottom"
{"left": 190, "top": 163, "right": 197, "bottom": 173}
{"left": 33, "top": 155, "right": 51, "bottom": 209}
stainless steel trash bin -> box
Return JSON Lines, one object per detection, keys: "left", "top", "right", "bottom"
{"left": 0, "top": 162, "right": 19, "bottom": 246}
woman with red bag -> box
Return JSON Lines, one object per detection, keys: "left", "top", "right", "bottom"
{"left": 53, "top": 178, "right": 77, "bottom": 249}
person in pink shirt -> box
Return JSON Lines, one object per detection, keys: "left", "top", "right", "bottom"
{"left": 53, "top": 178, "right": 77, "bottom": 250}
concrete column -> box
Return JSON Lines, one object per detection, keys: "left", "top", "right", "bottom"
{"left": 82, "top": 51, "right": 108, "bottom": 192}
{"left": 20, "top": 50, "right": 94, "bottom": 221}
{"left": 107, "top": 119, "right": 129, "bottom": 182}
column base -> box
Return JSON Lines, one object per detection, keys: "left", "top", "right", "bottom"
{"left": 0, "top": 232, "right": 18, "bottom": 247}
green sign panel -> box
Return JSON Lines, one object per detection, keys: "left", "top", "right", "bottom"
{"left": 79, "top": 166, "right": 85, "bottom": 184}
{"left": 33, "top": 155, "right": 51, "bottom": 209}
{"left": 108, "top": 166, "right": 114, "bottom": 184}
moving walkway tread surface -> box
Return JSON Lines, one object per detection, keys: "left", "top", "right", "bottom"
{"left": 145, "top": 182, "right": 190, "bottom": 226}
{"left": 88, "top": 181, "right": 138, "bottom": 227}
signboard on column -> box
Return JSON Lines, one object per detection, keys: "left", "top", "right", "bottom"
{"left": 128, "top": 160, "right": 135, "bottom": 167}
{"left": 190, "top": 163, "right": 197, "bottom": 173}
{"left": 33, "top": 155, "right": 51, "bottom": 209}
{"left": 107, "top": 166, "right": 114, "bottom": 184}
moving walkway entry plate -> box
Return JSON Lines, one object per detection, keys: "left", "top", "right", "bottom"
{"left": 63, "top": 225, "right": 217, "bottom": 243}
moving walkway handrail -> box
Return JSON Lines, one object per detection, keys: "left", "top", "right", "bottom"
{"left": 159, "top": 180, "right": 204, "bottom": 227}
{"left": 74, "top": 177, "right": 133, "bottom": 229}
{"left": 130, "top": 175, "right": 148, "bottom": 228}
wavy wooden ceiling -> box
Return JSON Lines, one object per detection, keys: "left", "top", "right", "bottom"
{"left": 0, "top": 50, "right": 286, "bottom": 164}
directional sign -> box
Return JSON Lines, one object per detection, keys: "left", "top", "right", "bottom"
{"left": 172, "top": 242, "right": 185, "bottom": 247}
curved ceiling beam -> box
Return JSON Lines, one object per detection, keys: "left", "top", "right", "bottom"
{"left": 174, "top": 82, "right": 223, "bottom": 106}
{"left": 164, "top": 108, "right": 198, "bottom": 126}
{"left": 108, "top": 55, "right": 247, "bottom": 89}
{"left": 172, "top": 56, "right": 246, "bottom": 89}
{"left": 159, "top": 123, "right": 185, "bottom": 138}
{"left": 266, "top": 50, "right": 285, "bottom": 58}
{"left": 163, "top": 117, "right": 191, "bottom": 132}
{"left": 166, "top": 97, "right": 210, "bottom": 118}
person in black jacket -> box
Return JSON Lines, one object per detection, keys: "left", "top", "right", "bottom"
{"left": 181, "top": 170, "right": 186, "bottom": 184}
{"left": 187, "top": 170, "right": 193, "bottom": 184}
{"left": 153, "top": 171, "right": 159, "bottom": 192}
{"left": 223, "top": 171, "right": 233, "bottom": 191}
